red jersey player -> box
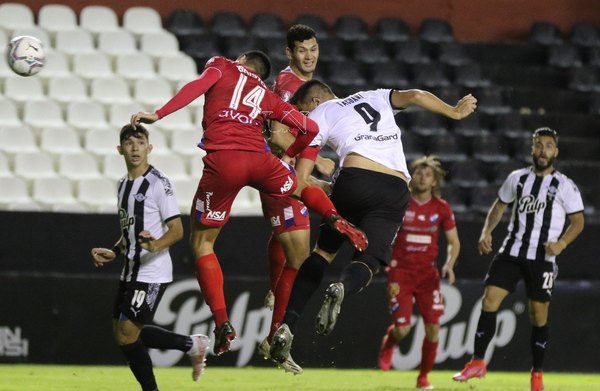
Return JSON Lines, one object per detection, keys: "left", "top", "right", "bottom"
{"left": 378, "top": 156, "right": 460, "bottom": 390}
{"left": 131, "top": 50, "right": 366, "bottom": 357}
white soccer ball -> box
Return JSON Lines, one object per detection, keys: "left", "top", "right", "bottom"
{"left": 6, "top": 35, "right": 46, "bottom": 77}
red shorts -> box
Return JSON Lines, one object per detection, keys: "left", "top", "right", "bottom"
{"left": 191, "top": 150, "right": 297, "bottom": 227}
{"left": 260, "top": 193, "right": 310, "bottom": 235}
{"left": 387, "top": 265, "right": 444, "bottom": 326}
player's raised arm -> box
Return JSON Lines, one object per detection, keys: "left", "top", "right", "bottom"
{"left": 391, "top": 89, "right": 477, "bottom": 120}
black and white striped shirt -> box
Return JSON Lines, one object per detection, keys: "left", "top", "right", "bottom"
{"left": 117, "top": 166, "right": 180, "bottom": 283}
{"left": 498, "top": 167, "right": 584, "bottom": 262}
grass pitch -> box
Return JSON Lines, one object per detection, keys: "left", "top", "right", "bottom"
{"left": 0, "top": 365, "right": 598, "bottom": 391}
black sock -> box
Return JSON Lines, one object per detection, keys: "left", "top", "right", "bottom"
{"left": 120, "top": 340, "right": 158, "bottom": 391}
{"left": 531, "top": 324, "right": 549, "bottom": 372}
{"left": 283, "top": 252, "right": 328, "bottom": 334}
{"left": 473, "top": 310, "right": 497, "bottom": 359}
{"left": 140, "top": 325, "right": 193, "bottom": 352}
{"left": 340, "top": 261, "right": 373, "bottom": 295}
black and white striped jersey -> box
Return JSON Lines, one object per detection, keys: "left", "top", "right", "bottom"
{"left": 116, "top": 166, "right": 180, "bottom": 283}
{"left": 497, "top": 166, "right": 584, "bottom": 262}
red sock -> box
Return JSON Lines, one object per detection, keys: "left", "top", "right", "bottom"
{"left": 419, "top": 338, "right": 438, "bottom": 378}
{"left": 195, "top": 253, "right": 228, "bottom": 326}
{"left": 268, "top": 266, "right": 298, "bottom": 341}
{"left": 383, "top": 325, "right": 399, "bottom": 349}
{"left": 267, "top": 234, "right": 286, "bottom": 292}
{"left": 300, "top": 186, "right": 336, "bottom": 218}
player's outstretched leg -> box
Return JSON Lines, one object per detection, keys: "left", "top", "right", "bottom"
{"left": 325, "top": 214, "right": 368, "bottom": 251}
{"left": 269, "top": 324, "right": 295, "bottom": 364}
{"left": 258, "top": 337, "right": 303, "bottom": 375}
{"left": 378, "top": 325, "right": 396, "bottom": 371}
{"left": 315, "top": 282, "right": 345, "bottom": 335}
{"left": 188, "top": 334, "right": 210, "bottom": 381}
{"left": 452, "top": 359, "right": 487, "bottom": 382}
{"left": 213, "top": 321, "right": 236, "bottom": 356}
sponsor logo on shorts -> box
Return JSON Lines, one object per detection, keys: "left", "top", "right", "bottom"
{"left": 270, "top": 216, "right": 281, "bottom": 227}
{"left": 280, "top": 176, "right": 294, "bottom": 193}
{"left": 206, "top": 210, "right": 227, "bottom": 221}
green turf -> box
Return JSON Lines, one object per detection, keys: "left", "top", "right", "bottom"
{"left": 0, "top": 365, "right": 598, "bottom": 391}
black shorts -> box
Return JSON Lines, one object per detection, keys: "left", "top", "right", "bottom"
{"left": 112, "top": 280, "right": 168, "bottom": 324}
{"left": 485, "top": 253, "right": 558, "bottom": 302}
{"left": 317, "top": 167, "right": 409, "bottom": 267}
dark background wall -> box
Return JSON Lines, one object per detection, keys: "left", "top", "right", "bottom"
{"left": 18, "top": 0, "right": 600, "bottom": 41}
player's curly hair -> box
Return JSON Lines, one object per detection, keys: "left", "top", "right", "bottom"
{"left": 409, "top": 155, "right": 447, "bottom": 196}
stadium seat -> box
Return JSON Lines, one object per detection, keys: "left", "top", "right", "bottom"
{"left": 570, "top": 22, "right": 600, "bottom": 47}
{"left": 352, "top": 38, "right": 390, "bottom": 64}
{"left": 447, "top": 160, "right": 488, "bottom": 188}
{"left": 72, "top": 52, "right": 113, "bottom": 80}
{"left": 0, "top": 3, "right": 34, "bottom": 33}
{"left": 109, "top": 102, "right": 144, "bottom": 128}
{"left": 158, "top": 55, "right": 198, "bottom": 85}
{"left": 506, "top": 135, "right": 532, "bottom": 163}
{"left": 37, "top": 51, "right": 71, "bottom": 81}
{"left": 40, "top": 127, "right": 83, "bottom": 156}
{"left": 179, "top": 33, "right": 220, "bottom": 67}
{"left": 407, "top": 110, "right": 448, "bottom": 136}
{"left": 55, "top": 29, "right": 95, "bottom": 56}
{"left": 4, "top": 76, "right": 44, "bottom": 103}
{"left": 439, "top": 183, "right": 468, "bottom": 213}
{"left": 23, "top": 99, "right": 67, "bottom": 131}
{"left": 250, "top": 13, "right": 285, "bottom": 38}
{"left": 427, "top": 133, "right": 468, "bottom": 162}
{"left": 454, "top": 63, "right": 491, "bottom": 88}
{"left": 0, "top": 152, "right": 11, "bottom": 177}
{"left": 11, "top": 26, "right": 51, "bottom": 49}
{"left": 568, "top": 67, "right": 598, "bottom": 92}
{"left": 413, "top": 63, "right": 451, "bottom": 88}
{"left": 399, "top": 131, "right": 426, "bottom": 161}
{"left": 148, "top": 154, "right": 189, "bottom": 181}
{"left": 193, "top": 103, "right": 205, "bottom": 125}
{"left": 590, "top": 92, "right": 600, "bottom": 115}
{"left": 326, "top": 60, "right": 368, "bottom": 89}
{"left": 48, "top": 76, "right": 89, "bottom": 105}
{"left": 230, "top": 186, "right": 261, "bottom": 215}
{"left": 529, "top": 21, "right": 563, "bottom": 45}
{"left": 211, "top": 12, "right": 246, "bottom": 37}
{"left": 166, "top": 9, "right": 205, "bottom": 38}
{"left": 0, "top": 126, "right": 38, "bottom": 154}
{"left": 452, "top": 113, "right": 489, "bottom": 137}
{"left": 51, "top": 202, "right": 90, "bottom": 213}
{"left": 189, "top": 153, "right": 206, "bottom": 179}
{"left": 145, "top": 127, "right": 170, "bottom": 156}
{"left": 475, "top": 87, "right": 511, "bottom": 115}
{"left": 14, "top": 151, "right": 56, "bottom": 180}
{"left": 67, "top": 101, "right": 108, "bottom": 131}
{"left": 90, "top": 76, "right": 133, "bottom": 106}
{"left": 102, "top": 154, "right": 126, "bottom": 180}
{"left": 588, "top": 47, "right": 600, "bottom": 67}
{"left": 392, "top": 40, "right": 431, "bottom": 64}
{"left": 115, "top": 53, "right": 156, "bottom": 81}
{"left": 557, "top": 136, "right": 600, "bottom": 161}
{"left": 375, "top": 17, "right": 410, "bottom": 43}
{"left": 0, "top": 176, "right": 32, "bottom": 205}
{"left": 548, "top": 44, "right": 583, "bottom": 68}
{"left": 293, "top": 14, "right": 329, "bottom": 38}
{"left": 123, "top": 6, "right": 164, "bottom": 36}
{"left": 437, "top": 42, "right": 471, "bottom": 66}
{"left": 38, "top": 4, "right": 77, "bottom": 36}
{"left": 471, "top": 134, "right": 511, "bottom": 163}
{"left": 84, "top": 129, "right": 119, "bottom": 156}
{"left": 0, "top": 98, "right": 22, "bottom": 127}
{"left": 134, "top": 78, "right": 173, "bottom": 109}
{"left": 140, "top": 31, "right": 180, "bottom": 58}
{"left": 171, "top": 129, "right": 203, "bottom": 157}
{"left": 172, "top": 178, "right": 197, "bottom": 214}
{"left": 419, "top": 19, "right": 454, "bottom": 43}
{"left": 315, "top": 36, "right": 347, "bottom": 62}
{"left": 334, "top": 15, "right": 369, "bottom": 41}
{"left": 370, "top": 62, "right": 410, "bottom": 89}
{"left": 153, "top": 106, "right": 195, "bottom": 133}
{"left": 80, "top": 5, "right": 119, "bottom": 35}
{"left": 490, "top": 160, "right": 523, "bottom": 185}
{"left": 32, "top": 177, "right": 77, "bottom": 206}
{"left": 98, "top": 30, "right": 137, "bottom": 57}
{"left": 262, "top": 36, "right": 291, "bottom": 61}
{"left": 469, "top": 186, "right": 499, "bottom": 214}
{"left": 58, "top": 152, "right": 102, "bottom": 180}
{"left": 222, "top": 36, "right": 263, "bottom": 60}
{"left": 494, "top": 111, "right": 529, "bottom": 138}
{"left": 77, "top": 177, "right": 117, "bottom": 211}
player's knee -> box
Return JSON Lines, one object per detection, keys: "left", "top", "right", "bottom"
{"left": 354, "top": 255, "right": 382, "bottom": 276}
{"left": 114, "top": 324, "right": 140, "bottom": 346}
{"left": 395, "top": 325, "right": 411, "bottom": 340}
{"left": 424, "top": 323, "right": 440, "bottom": 342}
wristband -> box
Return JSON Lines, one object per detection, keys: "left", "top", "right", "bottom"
{"left": 112, "top": 245, "right": 122, "bottom": 257}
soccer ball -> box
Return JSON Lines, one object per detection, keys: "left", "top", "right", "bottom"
{"left": 6, "top": 35, "right": 46, "bottom": 77}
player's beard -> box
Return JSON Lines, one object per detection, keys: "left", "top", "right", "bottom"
{"left": 533, "top": 154, "right": 555, "bottom": 171}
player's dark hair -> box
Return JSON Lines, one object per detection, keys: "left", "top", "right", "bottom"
{"left": 289, "top": 79, "right": 334, "bottom": 106}
{"left": 532, "top": 127, "right": 558, "bottom": 145}
{"left": 120, "top": 124, "right": 149, "bottom": 143}
{"left": 241, "top": 50, "right": 271, "bottom": 80}
{"left": 287, "top": 24, "right": 317, "bottom": 50}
